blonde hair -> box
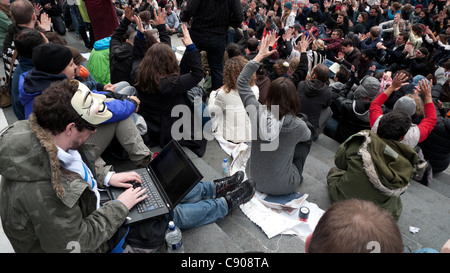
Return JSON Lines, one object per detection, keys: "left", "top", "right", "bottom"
{"left": 288, "top": 57, "right": 300, "bottom": 75}
{"left": 406, "top": 93, "right": 425, "bottom": 118}
{"left": 313, "top": 39, "right": 325, "bottom": 51}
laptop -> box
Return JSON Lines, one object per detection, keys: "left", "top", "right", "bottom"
{"left": 107, "top": 140, "right": 203, "bottom": 225}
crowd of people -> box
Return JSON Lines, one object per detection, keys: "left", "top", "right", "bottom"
{"left": 0, "top": 0, "right": 449, "bottom": 253}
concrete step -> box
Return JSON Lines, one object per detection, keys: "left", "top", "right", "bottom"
{"left": 304, "top": 134, "right": 450, "bottom": 252}
{"left": 398, "top": 180, "right": 450, "bottom": 252}
{"left": 429, "top": 169, "right": 450, "bottom": 199}
{"left": 186, "top": 133, "right": 450, "bottom": 253}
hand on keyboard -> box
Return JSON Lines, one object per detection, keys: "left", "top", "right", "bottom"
{"left": 108, "top": 171, "right": 142, "bottom": 188}
{"left": 117, "top": 186, "right": 147, "bottom": 210}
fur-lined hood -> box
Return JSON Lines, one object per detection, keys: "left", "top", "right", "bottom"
{"left": 356, "top": 130, "right": 423, "bottom": 197}
{"left": 0, "top": 115, "right": 96, "bottom": 207}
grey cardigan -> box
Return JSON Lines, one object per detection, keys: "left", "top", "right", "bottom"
{"left": 237, "top": 60, "right": 311, "bottom": 195}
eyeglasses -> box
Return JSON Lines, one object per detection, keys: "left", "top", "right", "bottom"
{"left": 75, "top": 115, "right": 97, "bottom": 131}
{"left": 84, "top": 124, "right": 98, "bottom": 131}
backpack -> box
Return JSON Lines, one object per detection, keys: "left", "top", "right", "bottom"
{"left": 108, "top": 214, "right": 169, "bottom": 253}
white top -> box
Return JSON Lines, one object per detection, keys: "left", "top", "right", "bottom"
{"left": 208, "top": 85, "right": 259, "bottom": 143}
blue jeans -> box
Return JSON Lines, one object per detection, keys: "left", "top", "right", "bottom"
{"left": 171, "top": 181, "right": 228, "bottom": 229}
{"left": 68, "top": 4, "right": 80, "bottom": 35}
{"left": 189, "top": 31, "right": 226, "bottom": 90}
{"left": 324, "top": 117, "right": 339, "bottom": 140}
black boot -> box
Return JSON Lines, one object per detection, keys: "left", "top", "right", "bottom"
{"left": 225, "top": 179, "right": 256, "bottom": 212}
{"left": 214, "top": 171, "right": 244, "bottom": 198}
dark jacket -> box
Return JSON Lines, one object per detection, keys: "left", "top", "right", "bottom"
{"left": 109, "top": 17, "right": 172, "bottom": 85}
{"left": 109, "top": 17, "right": 134, "bottom": 84}
{"left": 330, "top": 81, "right": 373, "bottom": 143}
{"left": 180, "top": 0, "right": 242, "bottom": 36}
{"left": 406, "top": 57, "right": 430, "bottom": 77}
{"left": 297, "top": 79, "right": 332, "bottom": 134}
{"left": 419, "top": 84, "right": 450, "bottom": 173}
{"left": 40, "top": 0, "right": 63, "bottom": 17}
{"left": 352, "top": 22, "right": 366, "bottom": 35}
{"left": 383, "top": 41, "right": 406, "bottom": 66}
{"left": 340, "top": 48, "right": 361, "bottom": 69}
{"left": 136, "top": 45, "right": 206, "bottom": 156}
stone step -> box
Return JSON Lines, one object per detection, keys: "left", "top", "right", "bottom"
{"left": 303, "top": 135, "right": 450, "bottom": 252}
{"left": 398, "top": 180, "right": 450, "bottom": 251}
{"left": 196, "top": 133, "right": 450, "bottom": 252}
{"left": 429, "top": 169, "right": 450, "bottom": 199}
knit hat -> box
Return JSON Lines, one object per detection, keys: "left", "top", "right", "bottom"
{"left": 354, "top": 76, "right": 381, "bottom": 100}
{"left": 71, "top": 80, "right": 112, "bottom": 125}
{"left": 394, "top": 96, "right": 417, "bottom": 116}
{"left": 434, "top": 67, "right": 447, "bottom": 85}
{"left": 415, "top": 4, "right": 423, "bottom": 10}
{"left": 284, "top": 2, "right": 293, "bottom": 10}
{"left": 32, "top": 43, "right": 73, "bottom": 74}
{"left": 67, "top": 46, "right": 87, "bottom": 66}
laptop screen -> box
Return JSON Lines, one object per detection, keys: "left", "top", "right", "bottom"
{"left": 150, "top": 140, "right": 203, "bottom": 206}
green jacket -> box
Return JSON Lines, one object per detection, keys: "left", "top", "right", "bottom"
{"left": 87, "top": 47, "right": 110, "bottom": 85}
{"left": 327, "top": 130, "right": 421, "bottom": 220}
{"left": 0, "top": 10, "right": 12, "bottom": 53}
{"left": 0, "top": 114, "right": 128, "bottom": 253}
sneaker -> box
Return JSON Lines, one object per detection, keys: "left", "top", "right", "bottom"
{"left": 214, "top": 171, "right": 244, "bottom": 198}
{"left": 225, "top": 179, "right": 256, "bottom": 212}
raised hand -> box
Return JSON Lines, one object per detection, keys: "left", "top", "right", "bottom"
{"left": 181, "top": 24, "right": 193, "bottom": 46}
{"left": 254, "top": 32, "right": 278, "bottom": 62}
{"left": 390, "top": 72, "right": 409, "bottom": 91}
{"left": 298, "top": 34, "right": 312, "bottom": 53}
{"left": 150, "top": 7, "right": 166, "bottom": 26}
{"left": 134, "top": 15, "right": 144, "bottom": 33}
{"left": 37, "top": 12, "right": 51, "bottom": 31}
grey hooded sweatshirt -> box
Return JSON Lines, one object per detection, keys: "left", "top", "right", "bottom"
{"left": 237, "top": 60, "right": 311, "bottom": 195}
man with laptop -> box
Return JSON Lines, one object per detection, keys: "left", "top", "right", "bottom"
{"left": 0, "top": 79, "right": 255, "bottom": 253}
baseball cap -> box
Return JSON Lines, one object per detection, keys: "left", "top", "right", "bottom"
{"left": 70, "top": 80, "right": 112, "bottom": 125}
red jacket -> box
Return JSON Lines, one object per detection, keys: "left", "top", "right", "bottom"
{"left": 369, "top": 93, "right": 437, "bottom": 146}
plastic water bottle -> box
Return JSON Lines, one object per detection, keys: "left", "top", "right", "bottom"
{"left": 222, "top": 158, "right": 230, "bottom": 177}
{"left": 165, "top": 221, "right": 184, "bottom": 253}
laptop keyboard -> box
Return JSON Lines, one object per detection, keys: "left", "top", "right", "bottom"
{"left": 136, "top": 173, "right": 165, "bottom": 213}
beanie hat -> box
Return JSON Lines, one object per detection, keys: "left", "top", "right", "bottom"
{"left": 415, "top": 4, "right": 423, "bottom": 10}
{"left": 284, "top": 2, "right": 293, "bottom": 10}
{"left": 354, "top": 76, "right": 381, "bottom": 100}
{"left": 394, "top": 96, "right": 417, "bottom": 116}
{"left": 434, "top": 67, "right": 447, "bottom": 85}
{"left": 32, "top": 43, "right": 73, "bottom": 74}
{"left": 67, "top": 46, "right": 87, "bottom": 66}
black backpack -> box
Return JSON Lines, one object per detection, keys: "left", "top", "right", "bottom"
{"left": 108, "top": 214, "right": 169, "bottom": 253}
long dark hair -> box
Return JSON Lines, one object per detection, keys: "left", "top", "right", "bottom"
{"left": 264, "top": 77, "right": 300, "bottom": 119}
{"left": 136, "top": 43, "right": 180, "bottom": 93}
{"left": 0, "top": 3, "right": 13, "bottom": 22}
